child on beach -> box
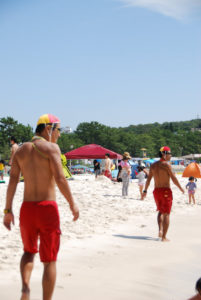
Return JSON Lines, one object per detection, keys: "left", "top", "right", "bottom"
{"left": 136, "top": 166, "right": 148, "bottom": 200}
{"left": 0, "top": 160, "right": 5, "bottom": 181}
{"left": 186, "top": 176, "right": 197, "bottom": 204}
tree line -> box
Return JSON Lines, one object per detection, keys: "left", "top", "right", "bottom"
{"left": 1, "top": 117, "right": 201, "bottom": 161}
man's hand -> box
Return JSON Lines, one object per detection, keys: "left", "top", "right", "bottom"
{"left": 3, "top": 213, "right": 15, "bottom": 230}
{"left": 181, "top": 187, "right": 185, "bottom": 194}
{"left": 70, "top": 204, "right": 79, "bottom": 221}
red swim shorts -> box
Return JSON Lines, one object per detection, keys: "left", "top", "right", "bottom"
{"left": 104, "top": 170, "right": 112, "bottom": 179}
{"left": 20, "top": 201, "right": 61, "bottom": 262}
{"left": 153, "top": 188, "right": 173, "bottom": 214}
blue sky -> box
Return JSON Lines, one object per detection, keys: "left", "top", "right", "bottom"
{"left": 0, "top": 0, "right": 201, "bottom": 131}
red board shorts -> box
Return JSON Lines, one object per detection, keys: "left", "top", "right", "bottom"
{"left": 20, "top": 201, "right": 61, "bottom": 262}
{"left": 153, "top": 188, "right": 173, "bottom": 214}
{"left": 104, "top": 170, "right": 112, "bottom": 179}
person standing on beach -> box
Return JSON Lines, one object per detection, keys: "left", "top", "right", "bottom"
{"left": 186, "top": 176, "right": 197, "bottom": 204}
{"left": 117, "top": 160, "right": 123, "bottom": 182}
{"left": 93, "top": 159, "right": 101, "bottom": 178}
{"left": 136, "top": 166, "right": 148, "bottom": 200}
{"left": 0, "top": 159, "right": 5, "bottom": 181}
{"left": 142, "top": 146, "right": 184, "bottom": 242}
{"left": 9, "top": 136, "right": 19, "bottom": 166}
{"left": 104, "top": 153, "right": 112, "bottom": 179}
{"left": 3, "top": 114, "right": 79, "bottom": 300}
{"left": 119, "top": 152, "right": 131, "bottom": 198}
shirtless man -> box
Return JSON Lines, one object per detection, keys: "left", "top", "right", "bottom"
{"left": 9, "top": 136, "right": 19, "bottom": 165}
{"left": 104, "top": 153, "right": 112, "bottom": 179}
{"left": 142, "top": 146, "right": 184, "bottom": 242}
{"left": 3, "top": 114, "right": 79, "bottom": 300}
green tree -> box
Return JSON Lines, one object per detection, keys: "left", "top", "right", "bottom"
{"left": 58, "top": 132, "right": 84, "bottom": 154}
{"left": 0, "top": 117, "right": 33, "bottom": 160}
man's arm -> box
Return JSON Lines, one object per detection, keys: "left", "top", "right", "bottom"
{"left": 49, "top": 144, "right": 79, "bottom": 221}
{"left": 167, "top": 164, "right": 184, "bottom": 193}
{"left": 142, "top": 166, "right": 153, "bottom": 198}
{"left": 3, "top": 156, "right": 20, "bottom": 230}
{"left": 9, "top": 146, "right": 14, "bottom": 165}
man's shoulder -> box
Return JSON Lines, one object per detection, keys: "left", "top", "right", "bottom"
{"left": 151, "top": 160, "right": 171, "bottom": 170}
{"left": 151, "top": 161, "right": 160, "bottom": 168}
{"left": 15, "top": 142, "right": 32, "bottom": 154}
{"left": 44, "top": 142, "right": 61, "bottom": 156}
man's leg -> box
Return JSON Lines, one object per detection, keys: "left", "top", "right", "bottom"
{"left": 20, "top": 252, "right": 35, "bottom": 300}
{"left": 162, "top": 213, "right": 170, "bottom": 242}
{"left": 157, "top": 212, "right": 163, "bottom": 237}
{"left": 42, "top": 262, "right": 56, "bottom": 300}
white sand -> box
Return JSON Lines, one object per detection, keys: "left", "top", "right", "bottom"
{"left": 0, "top": 174, "right": 201, "bottom": 299}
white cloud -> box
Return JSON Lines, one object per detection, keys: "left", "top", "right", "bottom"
{"left": 117, "top": 0, "right": 201, "bottom": 20}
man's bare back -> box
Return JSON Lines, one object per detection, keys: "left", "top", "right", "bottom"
{"left": 4, "top": 123, "right": 79, "bottom": 228}
{"left": 13, "top": 139, "right": 62, "bottom": 202}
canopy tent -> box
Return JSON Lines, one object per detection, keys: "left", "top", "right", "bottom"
{"left": 65, "top": 144, "right": 122, "bottom": 160}
{"left": 182, "top": 162, "right": 201, "bottom": 178}
{"left": 181, "top": 154, "right": 201, "bottom": 160}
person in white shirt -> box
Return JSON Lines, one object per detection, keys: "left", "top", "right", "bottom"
{"left": 137, "top": 166, "right": 148, "bottom": 200}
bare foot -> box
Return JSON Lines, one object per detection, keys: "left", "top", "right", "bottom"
{"left": 162, "top": 237, "right": 170, "bottom": 242}
{"left": 158, "top": 231, "right": 163, "bottom": 238}
{"left": 20, "top": 288, "right": 30, "bottom": 300}
{"left": 20, "top": 293, "right": 30, "bottom": 300}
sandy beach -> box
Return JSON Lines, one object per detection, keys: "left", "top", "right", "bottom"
{"left": 0, "top": 173, "right": 201, "bottom": 300}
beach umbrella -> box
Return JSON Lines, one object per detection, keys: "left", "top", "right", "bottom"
{"left": 182, "top": 162, "right": 201, "bottom": 178}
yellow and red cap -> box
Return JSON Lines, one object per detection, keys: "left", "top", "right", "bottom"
{"left": 160, "top": 146, "right": 171, "bottom": 153}
{"left": 37, "top": 114, "right": 60, "bottom": 126}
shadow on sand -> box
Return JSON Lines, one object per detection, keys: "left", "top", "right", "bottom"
{"left": 113, "top": 234, "right": 159, "bottom": 241}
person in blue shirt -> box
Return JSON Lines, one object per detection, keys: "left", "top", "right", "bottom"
{"left": 186, "top": 176, "right": 197, "bottom": 204}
